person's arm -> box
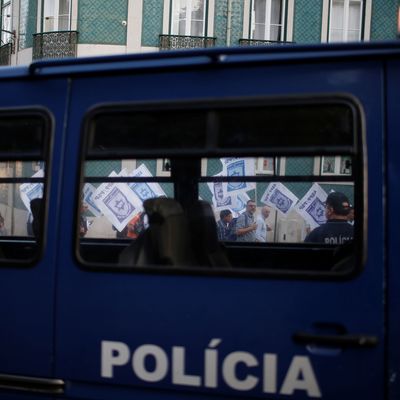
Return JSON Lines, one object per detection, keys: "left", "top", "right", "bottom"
{"left": 236, "top": 215, "right": 257, "bottom": 236}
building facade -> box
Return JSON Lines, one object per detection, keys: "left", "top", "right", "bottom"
{"left": 0, "top": 0, "right": 399, "bottom": 66}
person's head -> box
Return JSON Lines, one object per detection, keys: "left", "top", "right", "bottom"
{"left": 220, "top": 209, "right": 233, "bottom": 223}
{"left": 325, "top": 192, "right": 351, "bottom": 220}
{"left": 246, "top": 200, "right": 257, "bottom": 215}
{"left": 261, "top": 206, "right": 271, "bottom": 219}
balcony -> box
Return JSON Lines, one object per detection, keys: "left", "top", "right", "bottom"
{"left": 159, "top": 34, "right": 216, "bottom": 50}
{"left": 33, "top": 31, "right": 78, "bottom": 60}
{"left": 0, "top": 43, "right": 12, "bottom": 66}
{"left": 239, "top": 39, "right": 294, "bottom": 46}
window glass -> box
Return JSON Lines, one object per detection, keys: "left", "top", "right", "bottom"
{"left": 171, "top": 0, "right": 206, "bottom": 36}
{"left": 79, "top": 99, "right": 361, "bottom": 276}
{"left": 1, "top": 0, "right": 11, "bottom": 44}
{"left": 0, "top": 113, "right": 49, "bottom": 264}
{"left": 252, "top": 0, "right": 285, "bottom": 41}
{"left": 43, "top": 0, "right": 71, "bottom": 32}
{"left": 329, "top": 0, "right": 362, "bottom": 42}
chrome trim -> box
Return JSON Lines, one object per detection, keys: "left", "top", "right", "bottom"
{"left": 0, "top": 374, "right": 65, "bottom": 394}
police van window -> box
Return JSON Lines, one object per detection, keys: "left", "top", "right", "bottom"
{"left": 0, "top": 112, "right": 49, "bottom": 264}
{"left": 79, "top": 99, "right": 362, "bottom": 276}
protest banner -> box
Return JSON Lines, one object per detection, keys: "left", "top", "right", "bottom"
{"left": 93, "top": 171, "right": 141, "bottom": 232}
{"left": 83, "top": 183, "right": 102, "bottom": 217}
{"left": 129, "top": 164, "right": 166, "bottom": 201}
{"left": 295, "top": 183, "right": 328, "bottom": 229}
{"left": 220, "top": 158, "right": 256, "bottom": 193}
{"left": 261, "top": 182, "right": 299, "bottom": 215}
{"left": 19, "top": 169, "right": 44, "bottom": 212}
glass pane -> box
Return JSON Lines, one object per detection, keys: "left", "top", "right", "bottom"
{"left": 199, "top": 179, "right": 354, "bottom": 245}
{"left": 82, "top": 159, "right": 174, "bottom": 239}
{"left": 254, "top": 0, "right": 266, "bottom": 24}
{"left": 254, "top": 23, "right": 266, "bottom": 40}
{"left": 270, "top": 25, "right": 281, "bottom": 41}
{"left": 0, "top": 161, "right": 45, "bottom": 239}
{"left": 191, "top": 20, "right": 203, "bottom": 36}
{"left": 271, "top": 0, "right": 282, "bottom": 25}
{"left": 191, "top": 0, "right": 205, "bottom": 21}
{"left": 331, "top": 0, "right": 344, "bottom": 30}
{"left": 330, "top": 28, "right": 343, "bottom": 42}
{"left": 349, "top": 2, "right": 361, "bottom": 30}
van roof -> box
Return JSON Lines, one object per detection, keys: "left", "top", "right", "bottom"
{"left": 2, "top": 40, "right": 400, "bottom": 80}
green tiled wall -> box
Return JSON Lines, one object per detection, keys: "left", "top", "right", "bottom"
{"left": 230, "top": 0, "right": 244, "bottom": 45}
{"left": 78, "top": 0, "right": 128, "bottom": 44}
{"left": 18, "top": 0, "right": 37, "bottom": 49}
{"left": 370, "top": 0, "right": 398, "bottom": 40}
{"left": 293, "top": 0, "right": 323, "bottom": 43}
{"left": 141, "top": 0, "right": 164, "bottom": 47}
{"left": 214, "top": 0, "right": 228, "bottom": 45}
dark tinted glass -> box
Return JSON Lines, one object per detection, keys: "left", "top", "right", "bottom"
{"left": 0, "top": 116, "right": 47, "bottom": 158}
{"left": 87, "top": 102, "right": 354, "bottom": 157}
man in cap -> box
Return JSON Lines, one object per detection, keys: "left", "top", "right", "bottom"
{"left": 304, "top": 192, "right": 353, "bottom": 245}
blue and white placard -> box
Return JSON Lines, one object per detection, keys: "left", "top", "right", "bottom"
{"left": 295, "top": 183, "right": 328, "bottom": 229}
{"left": 261, "top": 182, "right": 299, "bottom": 215}
{"left": 19, "top": 169, "right": 44, "bottom": 212}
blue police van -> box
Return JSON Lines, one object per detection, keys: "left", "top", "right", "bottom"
{"left": 0, "top": 40, "right": 399, "bottom": 400}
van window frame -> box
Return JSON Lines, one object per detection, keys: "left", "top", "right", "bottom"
{"left": 0, "top": 107, "right": 52, "bottom": 267}
{"left": 76, "top": 95, "right": 366, "bottom": 280}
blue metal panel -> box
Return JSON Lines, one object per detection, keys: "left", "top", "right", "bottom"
{"left": 0, "top": 78, "right": 69, "bottom": 378}
{"left": 54, "top": 57, "right": 386, "bottom": 399}
{"left": 386, "top": 59, "right": 400, "bottom": 400}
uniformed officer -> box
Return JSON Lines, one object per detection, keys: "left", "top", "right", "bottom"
{"left": 304, "top": 192, "right": 353, "bottom": 245}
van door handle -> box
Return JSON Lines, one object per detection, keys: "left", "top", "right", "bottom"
{"left": 293, "top": 332, "right": 379, "bottom": 348}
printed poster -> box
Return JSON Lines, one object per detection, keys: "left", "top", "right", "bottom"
{"left": 260, "top": 182, "right": 299, "bottom": 216}
{"left": 19, "top": 169, "right": 44, "bottom": 212}
{"left": 295, "top": 183, "right": 328, "bottom": 229}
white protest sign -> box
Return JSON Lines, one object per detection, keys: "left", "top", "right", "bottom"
{"left": 93, "top": 171, "right": 141, "bottom": 232}
{"left": 295, "top": 183, "right": 328, "bottom": 229}
{"left": 261, "top": 182, "right": 299, "bottom": 216}
{"left": 83, "top": 183, "right": 102, "bottom": 217}
{"left": 221, "top": 157, "right": 256, "bottom": 193}
{"left": 128, "top": 164, "right": 166, "bottom": 201}
{"left": 19, "top": 169, "right": 44, "bottom": 212}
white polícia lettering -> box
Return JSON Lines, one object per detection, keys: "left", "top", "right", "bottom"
{"left": 101, "top": 340, "right": 130, "bottom": 378}
{"left": 132, "top": 344, "right": 168, "bottom": 382}
{"left": 172, "top": 346, "right": 201, "bottom": 386}
{"left": 204, "top": 338, "right": 221, "bottom": 388}
{"left": 222, "top": 351, "right": 258, "bottom": 391}
{"left": 100, "top": 340, "right": 322, "bottom": 398}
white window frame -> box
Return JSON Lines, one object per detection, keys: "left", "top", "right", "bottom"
{"left": 321, "top": 0, "right": 371, "bottom": 42}
{"left": 156, "top": 158, "right": 172, "bottom": 177}
{"left": 42, "top": 0, "right": 72, "bottom": 32}
{"left": 318, "top": 156, "right": 352, "bottom": 176}
{"left": 1, "top": 0, "right": 11, "bottom": 44}
{"left": 163, "top": 0, "right": 215, "bottom": 37}
{"left": 255, "top": 157, "right": 275, "bottom": 175}
{"left": 243, "top": 0, "right": 294, "bottom": 42}
{"left": 169, "top": 0, "right": 207, "bottom": 37}
{"left": 250, "top": 0, "right": 286, "bottom": 41}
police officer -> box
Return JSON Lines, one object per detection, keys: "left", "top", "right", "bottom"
{"left": 304, "top": 192, "right": 353, "bottom": 245}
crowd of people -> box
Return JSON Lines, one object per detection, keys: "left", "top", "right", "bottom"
{"left": 216, "top": 192, "right": 354, "bottom": 244}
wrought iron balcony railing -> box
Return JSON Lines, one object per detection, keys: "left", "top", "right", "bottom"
{"left": 159, "top": 34, "right": 216, "bottom": 50}
{"left": 33, "top": 31, "right": 78, "bottom": 60}
{"left": 239, "top": 39, "right": 294, "bottom": 46}
{"left": 0, "top": 43, "right": 12, "bottom": 66}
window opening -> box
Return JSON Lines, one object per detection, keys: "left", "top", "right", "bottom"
{"left": 329, "top": 0, "right": 363, "bottom": 42}
{"left": 79, "top": 100, "right": 361, "bottom": 276}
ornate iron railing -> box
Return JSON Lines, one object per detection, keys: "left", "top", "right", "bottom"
{"left": 239, "top": 39, "right": 294, "bottom": 46}
{"left": 159, "top": 34, "right": 216, "bottom": 50}
{"left": 0, "top": 43, "right": 12, "bottom": 66}
{"left": 33, "top": 31, "right": 78, "bottom": 60}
